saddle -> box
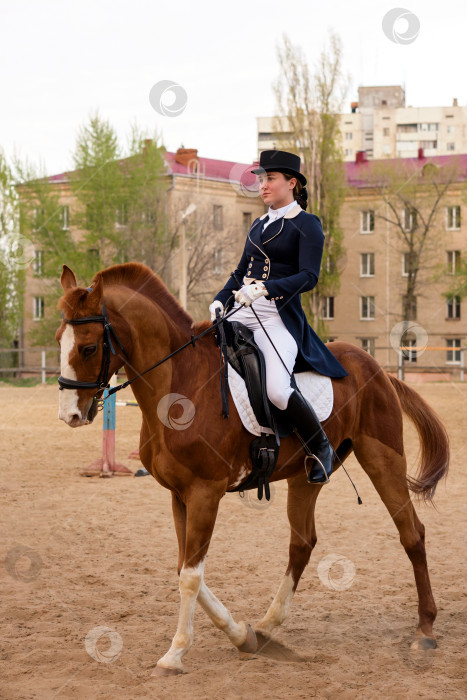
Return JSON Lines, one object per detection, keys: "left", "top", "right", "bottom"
{"left": 214, "top": 311, "right": 296, "bottom": 501}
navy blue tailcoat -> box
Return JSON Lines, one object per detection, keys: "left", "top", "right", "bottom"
{"left": 213, "top": 203, "right": 348, "bottom": 378}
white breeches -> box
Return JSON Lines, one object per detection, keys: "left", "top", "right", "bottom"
{"left": 231, "top": 296, "right": 298, "bottom": 410}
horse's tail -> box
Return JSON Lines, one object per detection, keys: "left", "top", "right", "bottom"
{"left": 387, "top": 373, "right": 449, "bottom": 503}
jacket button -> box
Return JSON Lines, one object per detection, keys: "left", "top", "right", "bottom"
{"left": 248, "top": 263, "right": 252, "bottom": 267}
{"left": 263, "top": 266, "right": 267, "bottom": 271}
{"left": 262, "top": 274, "right": 267, "bottom": 278}
{"left": 265, "top": 258, "right": 269, "bottom": 263}
{"left": 247, "top": 271, "right": 251, "bottom": 275}
{"left": 250, "top": 257, "right": 254, "bottom": 261}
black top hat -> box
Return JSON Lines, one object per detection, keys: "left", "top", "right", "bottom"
{"left": 251, "top": 149, "right": 307, "bottom": 186}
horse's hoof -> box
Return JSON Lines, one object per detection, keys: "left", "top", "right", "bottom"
{"left": 237, "top": 623, "right": 258, "bottom": 653}
{"left": 151, "top": 664, "right": 184, "bottom": 676}
{"left": 410, "top": 636, "right": 437, "bottom": 650}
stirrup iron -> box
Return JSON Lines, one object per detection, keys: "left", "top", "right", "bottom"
{"left": 304, "top": 453, "right": 331, "bottom": 485}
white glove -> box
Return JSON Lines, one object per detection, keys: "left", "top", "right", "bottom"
{"left": 209, "top": 300, "right": 224, "bottom": 321}
{"left": 234, "top": 282, "right": 268, "bottom": 307}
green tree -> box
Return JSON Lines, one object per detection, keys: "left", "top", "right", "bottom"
{"left": 0, "top": 150, "right": 26, "bottom": 354}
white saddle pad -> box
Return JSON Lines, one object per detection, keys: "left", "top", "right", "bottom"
{"left": 226, "top": 362, "right": 334, "bottom": 436}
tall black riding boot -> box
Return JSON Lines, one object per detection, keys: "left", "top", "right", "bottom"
{"left": 285, "top": 388, "right": 335, "bottom": 483}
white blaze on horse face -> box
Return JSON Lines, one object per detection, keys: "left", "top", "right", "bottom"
{"left": 58, "top": 324, "right": 82, "bottom": 425}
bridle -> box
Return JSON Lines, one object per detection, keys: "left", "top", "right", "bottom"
{"left": 57, "top": 281, "right": 244, "bottom": 406}
{"left": 57, "top": 293, "right": 127, "bottom": 398}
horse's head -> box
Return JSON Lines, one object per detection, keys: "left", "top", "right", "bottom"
{"left": 56, "top": 265, "right": 128, "bottom": 427}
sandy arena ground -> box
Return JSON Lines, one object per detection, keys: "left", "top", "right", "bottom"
{"left": 1, "top": 381, "right": 466, "bottom": 699}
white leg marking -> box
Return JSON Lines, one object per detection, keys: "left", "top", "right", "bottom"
{"left": 197, "top": 580, "right": 249, "bottom": 647}
{"left": 256, "top": 572, "right": 295, "bottom": 635}
{"left": 156, "top": 559, "right": 205, "bottom": 672}
{"left": 58, "top": 325, "right": 81, "bottom": 425}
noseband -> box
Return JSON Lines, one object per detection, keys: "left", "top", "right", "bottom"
{"left": 57, "top": 293, "right": 127, "bottom": 396}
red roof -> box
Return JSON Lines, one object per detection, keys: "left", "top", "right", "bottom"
{"left": 47, "top": 152, "right": 467, "bottom": 189}
{"left": 345, "top": 153, "right": 467, "bottom": 188}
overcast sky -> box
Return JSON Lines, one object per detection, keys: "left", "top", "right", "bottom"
{"left": 1, "top": 0, "right": 465, "bottom": 176}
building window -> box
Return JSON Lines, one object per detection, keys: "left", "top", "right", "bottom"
{"left": 447, "top": 124, "right": 456, "bottom": 134}
{"left": 446, "top": 205, "right": 461, "bottom": 230}
{"left": 360, "top": 252, "right": 375, "bottom": 277}
{"left": 213, "top": 249, "right": 223, "bottom": 274}
{"left": 345, "top": 132, "right": 353, "bottom": 140}
{"left": 447, "top": 142, "right": 455, "bottom": 152}
{"left": 360, "top": 210, "right": 374, "bottom": 233}
{"left": 446, "top": 250, "right": 461, "bottom": 274}
{"left": 60, "top": 205, "right": 70, "bottom": 230}
{"left": 360, "top": 338, "right": 375, "bottom": 357}
{"left": 420, "top": 140, "right": 437, "bottom": 149}
{"left": 345, "top": 149, "right": 353, "bottom": 157}
{"left": 242, "top": 212, "right": 252, "bottom": 234}
{"left": 321, "top": 296, "right": 334, "bottom": 320}
{"left": 360, "top": 296, "right": 375, "bottom": 320}
{"left": 397, "top": 123, "right": 418, "bottom": 133}
{"left": 419, "top": 123, "right": 439, "bottom": 132}
{"left": 213, "top": 205, "right": 223, "bottom": 231}
{"left": 402, "top": 294, "right": 417, "bottom": 320}
{"left": 33, "top": 249, "right": 43, "bottom": 276}
{"left": 402, "top": 207, "right": 417, "bottom": 231}
{"left": 402, "top": 252, "right": 411, "bottom": 277}
{"left": 33, "top": 296, "right": 44, "bottom": 320}
{"left": 403, "top": 336, "right": 418, "bottom": 363}
{"left": 383, "top": 128, "right": 390, "bottom": 137}
{"left": 446, "top": 295, "right": 461, "bottom": 320}
{"left": 446, "top": 338, "right": 462, "bottom": 364}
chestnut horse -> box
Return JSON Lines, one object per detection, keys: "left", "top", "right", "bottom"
{"left": 56, "top": 262, "right": 449, "bottom": 676}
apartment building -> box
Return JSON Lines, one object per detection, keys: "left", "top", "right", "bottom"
{"left": 257, "top": 85, "right": 467, "bottom": 162}
{"left": 323, "top": 150, "right": 466, "bottom": 376}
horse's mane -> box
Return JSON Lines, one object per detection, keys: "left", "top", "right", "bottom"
{"left": 94, "top": 262, "right": 213, "bottom": 337}
{"left": 58, "top": 262, "right": 216, "bottom": 338}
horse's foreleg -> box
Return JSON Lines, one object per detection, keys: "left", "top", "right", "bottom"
{"left": 256, "top": 473, "right": 320, "bottom": 636}
{"left": 152, "top": 485, "right": 225, "bottom": 676}
{"left": 196, "top": 580, "right": 258, "bottom": 652}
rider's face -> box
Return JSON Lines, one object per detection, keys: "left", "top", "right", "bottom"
{"left": 258, "top": 171, "right": 296, "bottom": 209}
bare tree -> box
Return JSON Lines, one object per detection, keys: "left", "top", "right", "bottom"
{"left": 367, "top": 157, "right": 461, "bottom": 322}
{"left": 272, "top": 30, "right": 350, "bottom": 338}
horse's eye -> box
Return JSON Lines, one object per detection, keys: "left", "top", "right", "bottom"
{"left": 82, "top": 345, "right": 97, "bottom": 358}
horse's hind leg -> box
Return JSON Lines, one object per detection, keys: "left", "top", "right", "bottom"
{"left": 353, "top": 434, "right": 437, "bottom": 649}
{"left": 256, "top": 472, "right": 320, "bottom": 637}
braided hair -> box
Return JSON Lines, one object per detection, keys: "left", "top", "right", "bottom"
{"left": 283, "top": 172, "right": 308, "bottom": 211}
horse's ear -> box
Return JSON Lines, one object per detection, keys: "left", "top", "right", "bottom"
{"left": 87, "top": 273, "right": 103, "bottom": 304}
{"left": 60, "top": 265, "right": 77, "bottom": 290}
